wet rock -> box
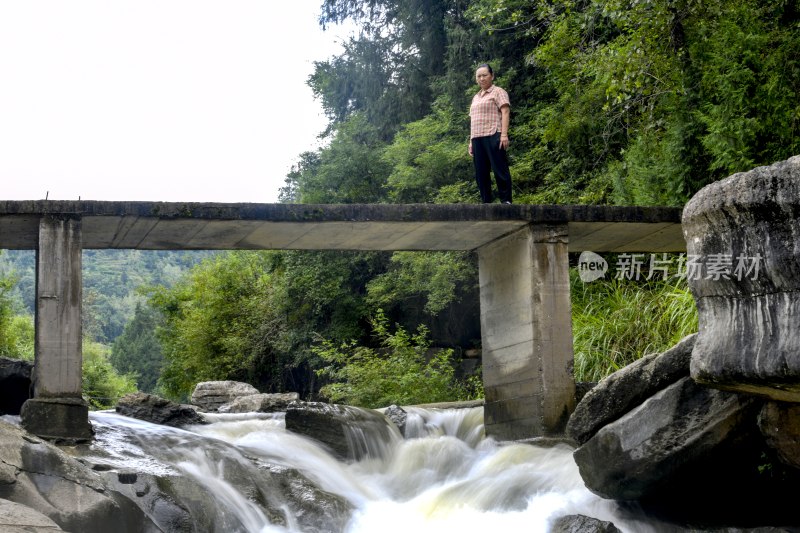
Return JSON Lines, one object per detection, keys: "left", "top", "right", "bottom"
{"left": 0, "top": 357, "right": 32, "bottom": 415}
{"left": 682, "top": 155, "right": 800, "bottom": 400}
{"left": 219, "top": 392, "right": 299, "bottom": 413}
{"left": 0, "top": 419, "right": 158, "bottom": 532}
{"left": 285, "top": 401, "right": 400, "bottom": 461}
{"left": 550, "top": 514, "right": 621, "bottom": 532}
{"left": 190, "top": 381, "right": 259, "bottom": 412}
{"left": 758, "top": 401, "right": 800, "bottom": 469}
{"left": 0, "top": 498, "right": 64, "bottom": 531}
{"left": 266, "top": 464, "right": 352, "bottom": 533}
{"left": 574, "top": 376, "right": 760, "bottom": 501}
{"left": 383, "top": 404, "right": 407, "bottom": 435}
{"left": 116, "top": 392, "right": 207, "bottom": 427}
{"left": 567, "top": 334, "right": 696, "bottom": 444}
{"left": 83, "top": 418, "right": 352, "bottom": 533}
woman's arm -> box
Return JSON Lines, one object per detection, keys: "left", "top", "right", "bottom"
{"left": 499, "top": 104, "right": 510, "bottom": 150}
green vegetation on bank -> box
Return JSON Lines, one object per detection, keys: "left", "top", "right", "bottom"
{"left": 315, "top": 309, "right": 481, "bottom": 408}
{"left": 83, "top": 340, "right": 137, "bottom": 409}
{"left": 572, "top": 272, "right": 698, "bottom": 382}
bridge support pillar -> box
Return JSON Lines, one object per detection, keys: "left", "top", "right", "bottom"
{"left": 20, "top": 215, "right": 92, "bottom": 442}
{"left": 478, "top": 224, "right": 575, "bottom": 440}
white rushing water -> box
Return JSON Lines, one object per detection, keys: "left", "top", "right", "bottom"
{"left": 85, "top": 407, "right": 667, "bottom": 533}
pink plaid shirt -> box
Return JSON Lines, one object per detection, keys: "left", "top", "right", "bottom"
{"left": 469, "top": 85, "right": 510, "bottom": 139}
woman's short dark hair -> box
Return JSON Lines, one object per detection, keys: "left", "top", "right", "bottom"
{"left": 476, "top": 63, "right": 493, "bottom": 75}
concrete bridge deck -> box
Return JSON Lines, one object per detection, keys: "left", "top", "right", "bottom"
{"left": 0, "top": 200, "right": 685, "bottom": 251}
{"left": 0, "top": 201, "right": 686, "bottom": 442}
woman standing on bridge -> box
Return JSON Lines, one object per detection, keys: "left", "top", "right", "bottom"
{"left": 468, "top": 63, "right": 513, "bottom": 204}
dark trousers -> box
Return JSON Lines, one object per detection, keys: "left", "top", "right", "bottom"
{"left": 472, "top": 132, "right": 512, "bottom": 203}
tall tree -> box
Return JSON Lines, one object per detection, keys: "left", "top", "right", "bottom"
{"left": 110, "top": 302, "right": 165, "bottom": 393}
{"left": 313, "top": 0, "right": 450, "bottom": 136}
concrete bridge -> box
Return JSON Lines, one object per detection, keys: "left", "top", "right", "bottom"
{"left": 0, "top": 201, "right": 686, "bottom": 442}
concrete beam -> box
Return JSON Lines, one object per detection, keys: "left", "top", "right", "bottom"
{"left": 20, "top": 215, "right": 92, "bottom": 442}
{"left": 479, "top": 224, "right": 575, "bottom": 440}
{"left": 0, "top": 201, "right": 685, "bottom": 252}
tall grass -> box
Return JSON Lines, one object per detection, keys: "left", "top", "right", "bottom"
{"left": 571, "top": 270, "right": 698, "bottom": 382}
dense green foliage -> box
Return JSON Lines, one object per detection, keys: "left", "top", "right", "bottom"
{"left": 315, "top": 310, "right": 480, "bottom": 407}
{"left": 83, "top": 340, "right": 137, "bottom": 409}
{"left": 3, "top": 315, "right": 35, "bottom": 361}
{"left": 149, "top": 250, "right": 391, "bottom": 400}
{"left": 110, "top": 303, "right": 164, "bottom": 393}
{"left": 0, "top": 255, "right": 34, "bottom": 360}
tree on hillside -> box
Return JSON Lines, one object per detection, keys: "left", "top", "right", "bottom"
{"left": 111, "top": 302, "right": 165, "bottom": 393}
{"left": 314, "top": 0, "right": 450, "bottom": 136}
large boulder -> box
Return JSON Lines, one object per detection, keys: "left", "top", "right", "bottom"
{"left": 0, "top": 357, "right": 32, "bottom": 415}
{"left": 573, "top": 376, "right": 800, "bottom": 526}
{"left": 682, "top": 155, "right": 800, "bottom": 401}
{"left": 574, "top": 376, "right": 760, "bottom": 501}
{"left": 190, "top": 381, "right": 259, "bottom": 412}
{"left": 219, "top": 392, "right": 299, "bottom": 413}
{"left": 567, "top": 334, "right": 695, "bottom": 445}
{"left": 116, "top": 392, "right": 207, "bottom": 427}
{"left": 285, "top": 402, "right": 400, "bottom": 461}
{"left": 0, "top": 420, "right": 158, "bottom": 532}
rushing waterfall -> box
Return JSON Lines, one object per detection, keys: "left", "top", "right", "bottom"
{"left": 75, "top": 407, "right": 668, "bottom": 533}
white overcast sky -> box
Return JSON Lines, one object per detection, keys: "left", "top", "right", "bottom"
{"left": 0, "top": 1, "right": 351, "bottom": 203}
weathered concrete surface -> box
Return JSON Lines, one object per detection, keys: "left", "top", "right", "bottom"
{"left": 19, "top": 398, "right": 93, "bottom": 443}
{"left": 479, "top": 224, "right": 575, "bottom": 439}
{"left": 32, "top": 216, "right": 82, "bottom": 398}
{"left": 683, "top": 155, "right": 800, "bottom": 400}
{"left": 21, "top": 216, "right": 92, "bottom": 442}
{"left": 0, "top": 201, "right": 684, "bottom": 252}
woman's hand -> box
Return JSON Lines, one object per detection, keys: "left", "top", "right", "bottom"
{"left": 468, "top": 141, "right": 473, "bottom": 157}
{"left": 499, "top": 134, "right": 509, "bottom": 150}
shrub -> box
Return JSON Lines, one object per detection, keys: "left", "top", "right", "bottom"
{"left": 82, "top": 340, "right": 138, "bottom": 409}
{"left": 315, "top": 310, "right": 478, "bottom": 408}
